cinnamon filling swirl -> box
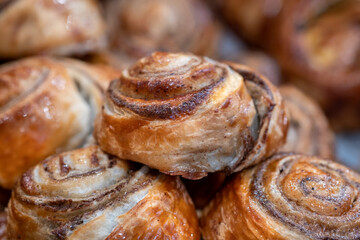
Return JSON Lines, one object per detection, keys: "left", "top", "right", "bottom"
{"left": 95, "top": 52, "right": 288, "bottom": 179}
{"left": 201, "top": 153, "right": 360, "bottom": 240}
{"left": 8, "top": 146, "right": 199, "bottom": 239}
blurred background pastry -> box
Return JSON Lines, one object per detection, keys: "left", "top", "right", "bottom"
{"left": 280, "top": 85, "right": 335, "bottom": 159}
{"left": 103, "top": 0, "right": 219, "bottom": 67}
{"left": 0, "top": 0, "right": 105, "bottom": 59}
{"left": 7, "top": 145, "right": 199, "bottom": 239}
{"left": 214, "top": 0, "right": 360, "bottom": 131}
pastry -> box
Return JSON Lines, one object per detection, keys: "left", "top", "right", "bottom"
{"left": 0, "top": 0, "right": 105, "bottom": 59}
{"left": 217, "top": 0, "right": 360, "bottom": 130}
{"left": 105, "top": 0, "right": 219, "bottom": 63}
{"left": 7, "top": 145, "right": 199, "bottom": 239}
{"left": 272, "top": 0, "right": 360, "bottom": 130}
{"left": 213, "top": 0, "right": 277, "bottom": 45}
{"left": 0, "top": 57, "right": 119, "bottom": 188}
{"left": 280, "top": 85, "right": 335, "bottom": 158}
{"left": 95, "top": 52, "right": 288, "bottom": 179}
{"left": 235, "top": 51, "right": 281, "bottom": 86}
{"left": 201, "top": 153, "right": 360, "bottom": 239}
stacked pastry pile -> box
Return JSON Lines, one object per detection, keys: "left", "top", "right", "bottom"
{"left": 0, "top": 0, "right": 359, "bottom": 239}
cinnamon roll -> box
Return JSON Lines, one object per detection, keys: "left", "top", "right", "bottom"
{"left": 280, "top": 85, "right": 335, "bottom": 159}
{"left": 0, "top": 0, "right": 105, "bottom": 59}
{"left": 7, "top": 145, "right": 199, "bottom": 239}
{"left": 95, "top": 52, "right": 288, "bottom": 179}
{"left": 0, "top": 57, "right": 119, "bottom": 188}
{"left": 218, "top": 0, "right": 360, "bottom": 130}
{"left": 201, "top": 153, "right": 360, "bottom": 239}
{"left": 105, "top": 0, "right": 219, "bottom": 62}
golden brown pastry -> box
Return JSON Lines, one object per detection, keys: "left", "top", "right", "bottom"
{"left": 217, "top": 0, "right": 360, "bottom": 130}
{"left": 280, "top": 85, "right": 335, "bottom": 159}
{"left": 105, "top": 0, "right": 219, "bottom": 63}
{"left": 201, "top": 153, "right": 360, "bottom": 239}
{"left": 95, "top": 52, "right": 288, "bottom": 179}
{"left": 0, "top": 57, "right": 119, "bottom": 188}
{"left": 0, "top": 0, "right": 105, "bottom": 59}
{"left": 7, "top": 145, "right": 199, "bottom": 239}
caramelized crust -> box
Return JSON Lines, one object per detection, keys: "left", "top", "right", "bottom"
{"left": 7, "top": 145, "right": 199, "bottom": 239}
{"left": 0, "top": 57, "right": 118, "bottom": 188}
{"left": 280, "top": 86, "right": 335, "bottom": 158}
{"left": 201, "top": 153, "right": 360, "bottom": 239}
{"left": 0, "top": 0, "right": 105, "bottom": 58}
{"left": 105, "top": 0, "right": 219, "bottom": 62}
{"left": 95, "top": 52, "right": 288, "bottom": 179}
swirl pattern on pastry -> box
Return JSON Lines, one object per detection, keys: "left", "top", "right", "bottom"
{"left": 201, "top": 153, "right": 360, "bottom": 239}
{"left": 0, "top": 57, "right": 118, "bottom": 188}
{"left": 95, "top": 52, "right": 288, "bottom": 179}
{"left": 105, "top": 0, "right": 219, "bottom": 61}
{"left": 0, "top": 0, "right": 105, "bottom": 58}
{"left": 279, "top": 85, "right": 334, "bottom": 158}
{"left": 7, "top": 145, "right": 199, "bottom": 239}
